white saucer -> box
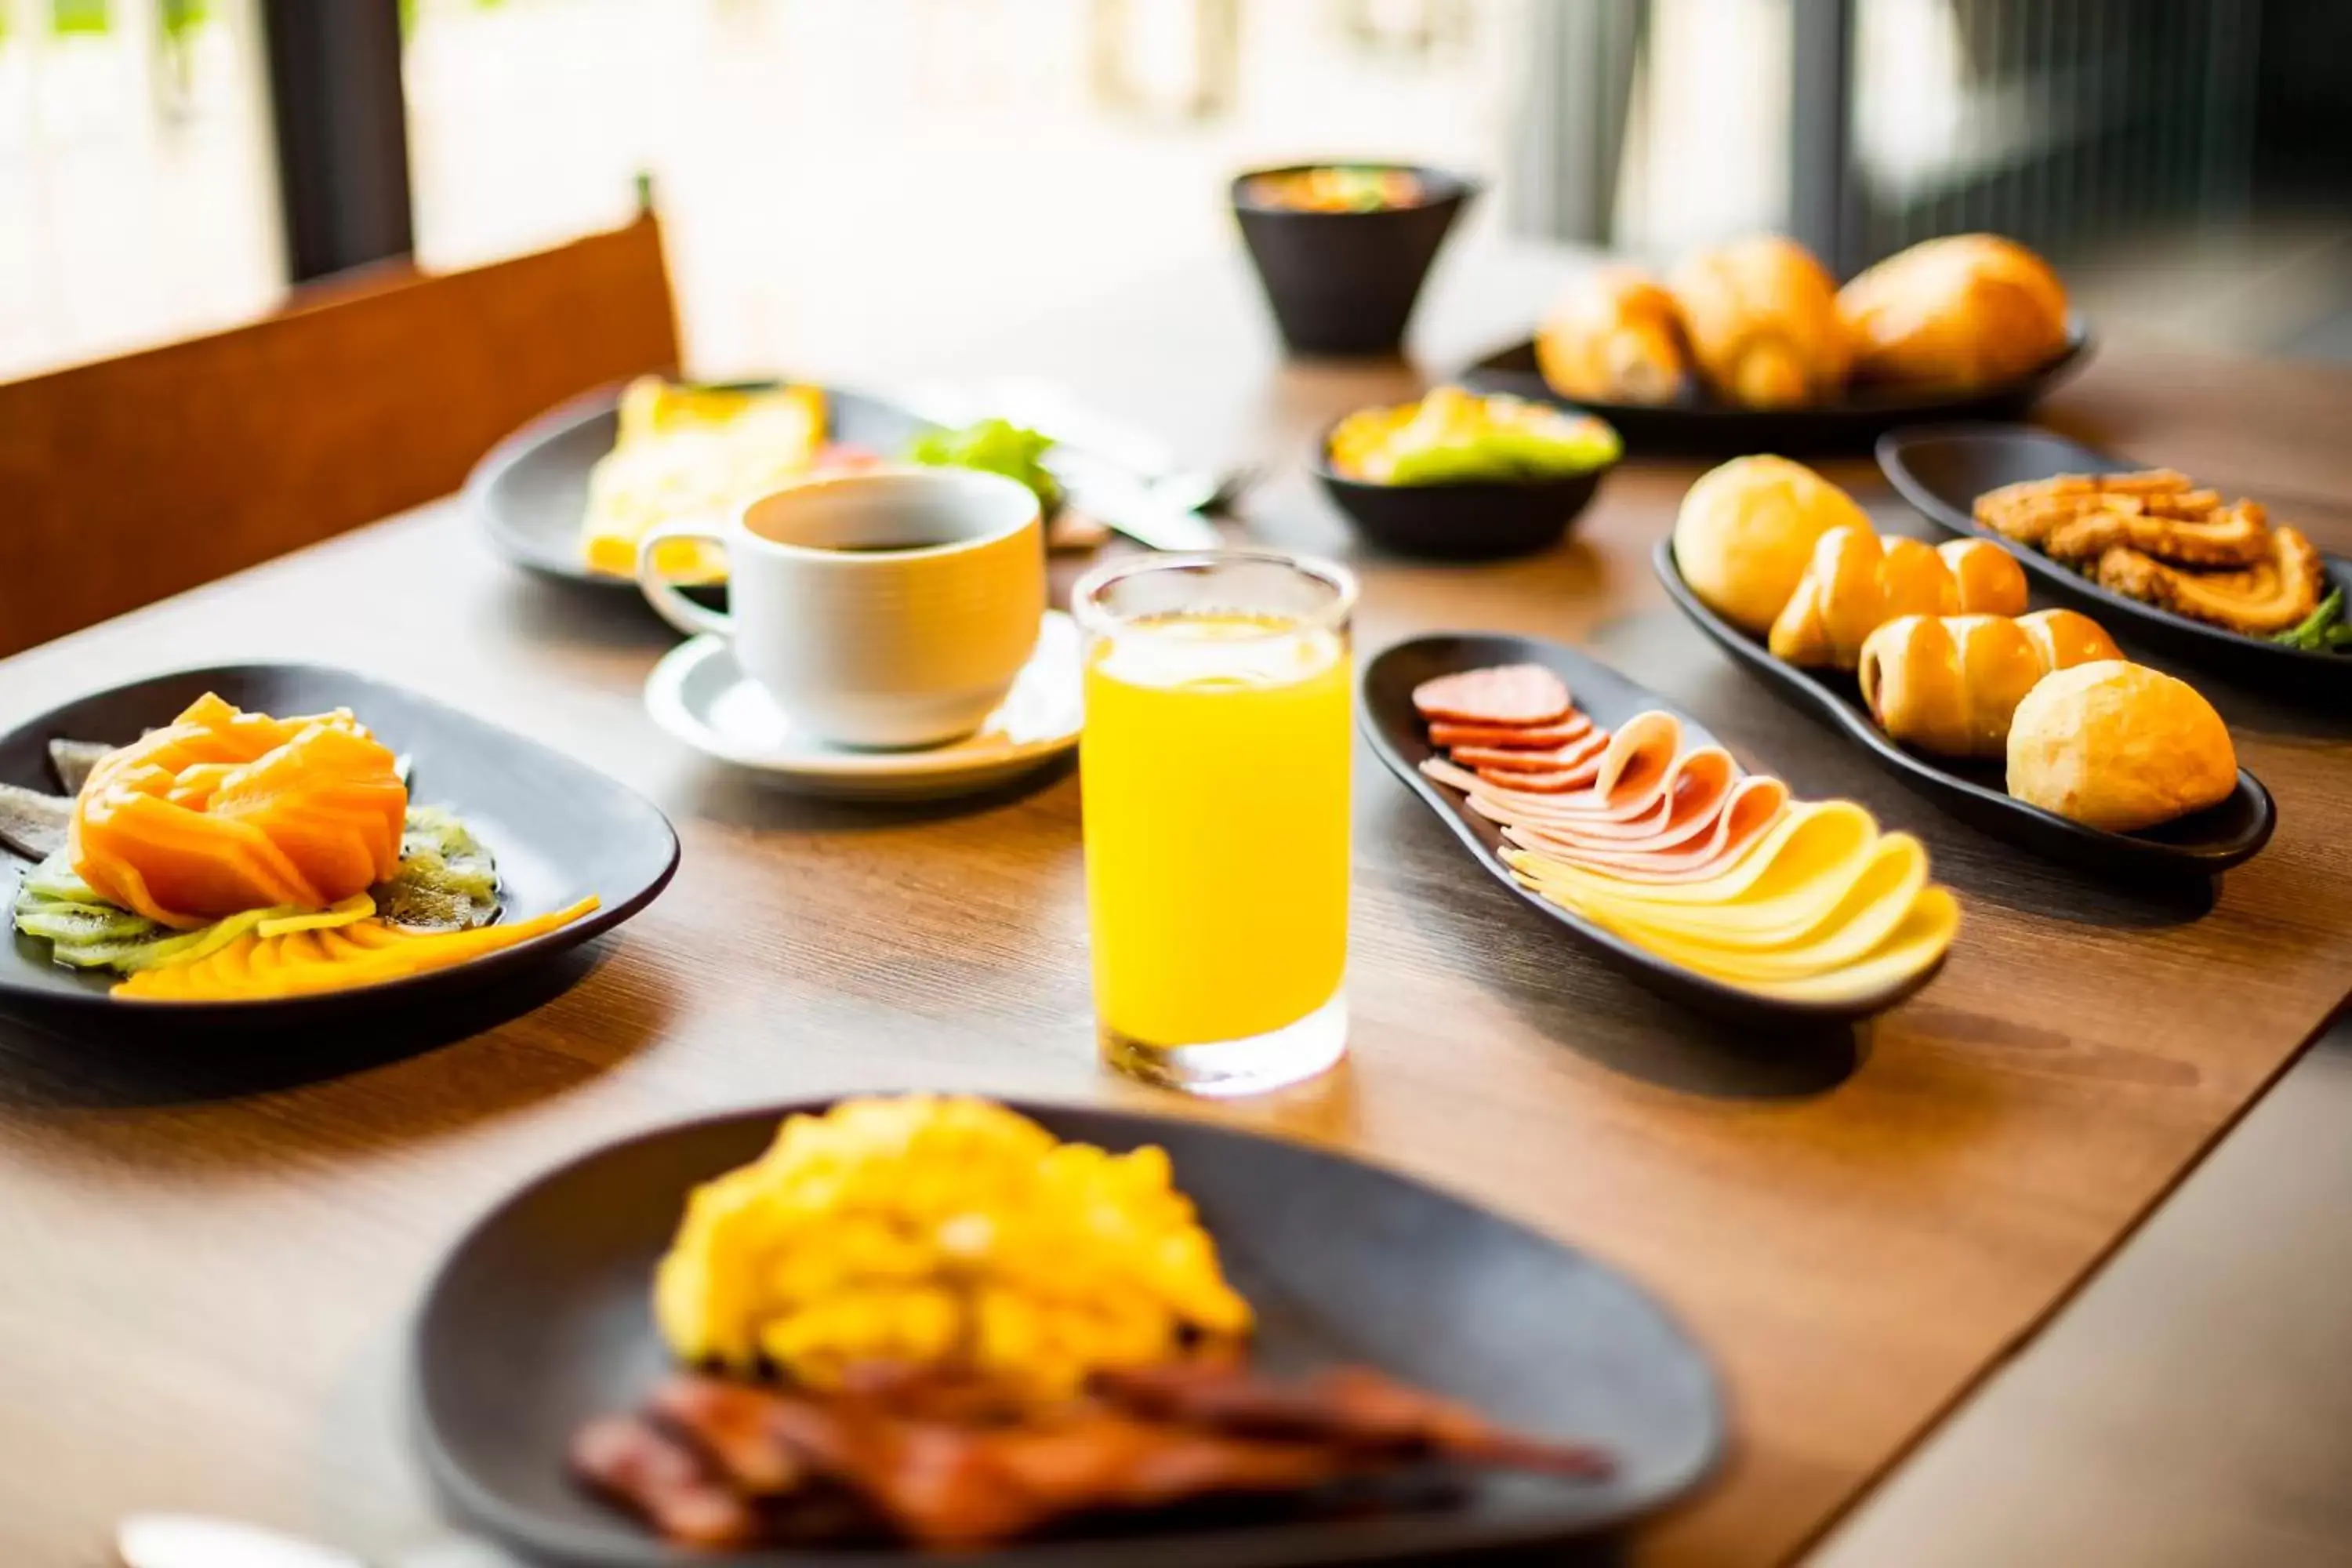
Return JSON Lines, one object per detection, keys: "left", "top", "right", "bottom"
{"left": 644, "top": 611, "right": 1081, "bottom": 800}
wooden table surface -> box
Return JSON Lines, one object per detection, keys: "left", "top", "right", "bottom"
{"left": 4, "top": 242, "right": 2350, "bottom": 1568}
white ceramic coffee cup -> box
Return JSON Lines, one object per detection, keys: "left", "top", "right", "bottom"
{"left": 637, "top": 467, "right": 1045, "bottom": 749}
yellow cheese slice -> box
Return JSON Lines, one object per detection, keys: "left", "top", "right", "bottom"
{"left": 1506, "top": 800, "right": 1872, "bottom": 910}
{"left": 1578, "top": 839, "right": 1929, "bottom": 980}
{"left": 1740, "top": 887, "right": 1959, "bottom": 1003}
{"left": 1551, "top": 831, "right": 1922, "bottom": 951}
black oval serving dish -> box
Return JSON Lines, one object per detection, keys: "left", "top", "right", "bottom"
{"left": 466, "top": 379, "right": 937, "bottom": 595}
{"left": 412, "top": 1098, "right": 1722, "bottom": 1568}
{"left": 1877, "top": 423, "right": 2352, "bottom": 701}
{"left": 1231, "top": 163, "right": 1475, "bottom": 358}
{"left": 1360, "top": 633, "right": 1948, "bottom": 1029}
{"left": 1652, "top": 540, "right": 2275, "bottom": 880}
{"left": 1457, "top": 318, "right": 2090, "bottom": 456}
{"left": 1310, "top": 419, "right": 1614, "bottom": 561}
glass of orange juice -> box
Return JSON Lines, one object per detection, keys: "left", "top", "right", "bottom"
{"left": 1073, "top": 550, "right": 1356, "bottom": 1095}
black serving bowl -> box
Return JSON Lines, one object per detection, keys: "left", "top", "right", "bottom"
{"left": 1312, "top": 419, "right": 1616, "bottom": 561}
{"left": 1232, "top": 164, "right": 1476, "bottom": 358}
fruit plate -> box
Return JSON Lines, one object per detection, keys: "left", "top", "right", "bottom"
{"left": 1360, "top": 633, "right": 1948, "bottom": 1028}
{"left": 412, "top": 1098, "right": 1723, "bottom": 1568}
{"left": 0, "top": 664, "right": 677, "bottom": 1024}
{"left": 1455, "top": 318, "right": 2090, "bottom": 456}
{"left": 1652, "top": 542, "right": 2276, "bottom": 881}
{"left": 1877, "top": 423, "right": 2352, "bottom": 700}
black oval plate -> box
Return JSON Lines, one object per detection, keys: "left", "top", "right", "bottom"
{"left": 1360, "top": 633, "right": 1947, "bottom": 1028}
{"left": 1652, "top": 541, "right": 2276, "bottom": 880}
{"left": 1457, "top": 319, "right": 2090, "bottom": 456}
{"left": 412, "top": 1098, "right": 1722, "bottom": 1568}
{"left": 0, "top": 664, "right": 678, "bottom": 1025}
{"left": 1877, "top": 423, "right": 2352, "bottom": 700}
{"left": 466, "top": 380, "right": 938, "bottom": 592}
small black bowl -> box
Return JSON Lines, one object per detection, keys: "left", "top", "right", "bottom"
{"left": 1312, "top": 419, "right": 1615, "bottom": 561}
{"left": 1232, "top": 164, "right": 1475, "bottom": 358}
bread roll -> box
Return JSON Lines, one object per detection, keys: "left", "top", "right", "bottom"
{"left": 1535, "top": 265, "right": 1691, "bottom": 405}
{"left": 1769, "top": 528, "right": 2030, "bottom": 669}
{"left": 1838, "top": 234, "right": 2070, "bottom": 390}
{"left": 1673, "top": 456, "right": 1871, "bottom": 632}
{"left": 2005, "top": 661, "right": 2236, "bottom": 830}
{"left": 1669, "top": 236, "right": 1850, "bottom": 408}
{"left": 1858, "top": 609, "right": 2121, "bottom": 757}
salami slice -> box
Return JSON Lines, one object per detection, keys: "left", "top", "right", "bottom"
{"left": 1428, "top": 713, "right": 1594, "bottom": 750}
{"left": 1475, "top": 760, "right": 1604, "bottom": 793}
{"left": 1449, "top": 728, "right": 1612, "bottom": 774}
{"left": 1411, "top": 664, "right": 1573, "bottom": 726}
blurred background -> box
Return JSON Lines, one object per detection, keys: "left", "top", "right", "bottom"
{"left": 3, "top": 0, "right": 2348, "bottom": 385}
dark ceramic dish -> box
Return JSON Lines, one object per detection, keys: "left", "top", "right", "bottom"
{"left": 1360, "top": 633, "right": 1947, "bottom": 1027}
{"left": 1457, "top": 318, "right": 2090, "bottom": 456}
{"left": 0, "top": 664, "right": 677, "bottom": 1024}
{"left": 1232, "top": 164, "right": 1475, "bottom": 358}
{"left": 412, "top": 1098, "right": 1722, "bottom": 1568}
{"left": 1878, "top": 423, "right": 2352, "bottom": 699}
{"left": 467, "top": 379, "right": 937, "bottom": 595}
{"left": 1653, "top": 542, "right": 2275, "bottom": 880}
{"left": 1309, "top": 418, "right": 1616, "bottom": 561}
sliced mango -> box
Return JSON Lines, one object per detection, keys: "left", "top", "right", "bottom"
{"left": 112, "top": 896, "right": 601, "bottom": 1002}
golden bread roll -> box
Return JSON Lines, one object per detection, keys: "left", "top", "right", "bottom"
{"left": 1769, "top": 527, "right": 2030, "bottom": 668}
{"left": 1669, "top": 235, "right": 1851, "bottom": 408}
{"left": 2006, "top": 660, "right": 2236, "bottom": 830}
{"left": 1673, "top": 455, "right": 1871, "bottom": 632}
{"left": 1838, "top": 234, "right": 2070, "bottom": 391}
{"left": 1858, "top": 609, "right": 2122, "bottom": 757}
{"left": 1535, "top": 265, "right": 1691, "bottom": 405}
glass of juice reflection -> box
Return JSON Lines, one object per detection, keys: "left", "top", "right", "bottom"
{"left": 1073, "top": 551, "right": 1356, "bottom": 1094}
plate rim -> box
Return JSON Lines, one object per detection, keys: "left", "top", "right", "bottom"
{"left": 466, "top": 379, "right": 946, "bottom": 589}
{"left": 1875, "top": 421, "right": 2352, "bottom": 675}
{"left": 642, "top": 612, "right": 1082, "bottom": 781}
{"left": 0, "top": 660, "right": 680, "bottom": 1017}
{"left": 408, "top": 1093, "right": 1726, "bottom": 1568}
{"left": 1649, "top": 539, "right": 2278, "bottom": 875}
{"left": 1358, "top": 632, "right": 1946, "bottom": 1025}
{"left": 1457, "top": 315, "right": 2092, "bottom": 426}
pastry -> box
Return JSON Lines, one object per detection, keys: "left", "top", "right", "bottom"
{"left": 2092, "top": 525, "right": 2325, "bottom": 636}
{"left": 1769, "top": 527, "right": 2028, "bottom": 668}
{"left": 2005, "top": 661, "right": 2237, "bottom": 830}
{"left": 1672, "top": 456, "right": 1871, "bottom": 633}
{"left": 1535, "top": 265, "right": 1692, "bottom": 405}
{"left": 1668, "top": 236, "right": 1850, "bottom": 408}
{"left": 1838, "top": 234, "right": 2071, "bottom": 390}
{"left": 1857, "top": 609, "right": 2121, "bottom": 757}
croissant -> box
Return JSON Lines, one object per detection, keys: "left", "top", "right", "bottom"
{"left": 1838, "top": 234, "right": 2071, "bottom": 391}
{"left": 1668, "top": 236, "right": 1850, "bottom": 408}
{"left": 1535, "top": 265, "right": 1692, "bottom": 405}
{"left": 1768, "top": 526, "right": 2028, "bottom": 668}
{"left": 1857, "top": 609, "right": 2122, "bottom": 757}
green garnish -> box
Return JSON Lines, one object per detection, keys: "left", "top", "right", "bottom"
{"left": 906, "top": 419, "right": 1064, "bottom": 520}
{"left": 2272, "top": 586, "right": 2352, "bottom": 653}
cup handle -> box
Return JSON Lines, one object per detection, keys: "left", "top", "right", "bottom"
{"left": 635, "top": 519, "right": 733, "bottom": 639}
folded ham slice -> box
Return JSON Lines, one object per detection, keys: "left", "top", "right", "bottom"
{"left": 1501, "top": 776, "right": 1789, "bottom": 884}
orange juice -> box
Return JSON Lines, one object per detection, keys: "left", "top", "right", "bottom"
{"left": 1081, "top": 611, "right": 1352, "bottom": 1060}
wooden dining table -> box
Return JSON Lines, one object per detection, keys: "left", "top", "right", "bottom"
{"left": 4, "top": 239, "right": 2350, "bottom": 1568}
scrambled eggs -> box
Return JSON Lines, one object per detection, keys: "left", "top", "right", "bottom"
{"left": 580, "top": 378, "right": 826, "bottom": 582}
{"left": 654, "top": 1096, "right": 1254, "bottom": 1398}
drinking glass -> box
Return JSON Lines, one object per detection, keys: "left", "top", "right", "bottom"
{"left": 1073, "top": 550, "right": 1356, "bottom": 1094}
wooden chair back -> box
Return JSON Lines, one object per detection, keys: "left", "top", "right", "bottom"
{"left": 0, "top": 212, "right": 681, "bottom": 657}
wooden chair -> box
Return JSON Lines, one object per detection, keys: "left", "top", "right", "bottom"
{"left": 0, "top": 211, "right": 681, "bottom": 658}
